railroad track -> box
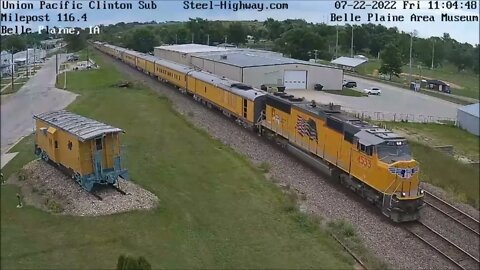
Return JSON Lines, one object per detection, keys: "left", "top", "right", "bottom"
{"left": 424, "top": 191, "right": 480, "bottom": 236}
{"left": 405, "top": 221, "right": 480, "bottom": 270}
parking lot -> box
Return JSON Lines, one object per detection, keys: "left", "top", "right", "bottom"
{"left": 287, "top": 75, "right": 461, "bottom": 122}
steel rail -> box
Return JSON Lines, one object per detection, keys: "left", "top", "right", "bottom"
{"left": 424, "top": 191, "right": 480, "bottom": 236}
{"left": 405, "top": 221, "right": 479, "bottom": 270}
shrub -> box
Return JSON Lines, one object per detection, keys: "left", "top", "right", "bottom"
{"left": 116, "top": 255, "right": 151, "bottom": 270}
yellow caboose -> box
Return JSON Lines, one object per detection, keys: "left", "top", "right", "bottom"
{"left": 33, "top": 110, "right": 129, "bottom": 191}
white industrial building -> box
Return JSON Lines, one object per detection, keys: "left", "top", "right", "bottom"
{"left": 457, "top": 103, "right": 479, "bottom": 136}
{"left": 154, "top": 44, "right": 343, "bottom": 90}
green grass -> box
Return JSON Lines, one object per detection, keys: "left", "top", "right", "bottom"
{"left": 328, "top": 220, "right": 389, "bottom": 269}
{"left": 1, "top": 50, "right": 356, "bottom": 269}
{"left": 378, "top": 121, "right": 480, "bottom": 208}
{"left": 410, "top": 142, "right": 479, "bottom": 208}
{"left": 356, "top": 59, "right": 479, "bottom": 100}
{"left": 1, "top": 82, "right": 25, "bottom": 95}
{"left": 324, "top": 88, "right": 368, "bottom": 97}
{"left": 383, "top": 122, "right": 480, "bottom": 162}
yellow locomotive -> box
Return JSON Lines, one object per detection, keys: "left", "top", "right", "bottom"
{"left": 260, "top": 93, "right": 424, "bottom": 222}
{"left": 92, "top": 41, "right": 425, "bottom": 222}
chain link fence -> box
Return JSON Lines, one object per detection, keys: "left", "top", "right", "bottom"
{"left": 346, "top": 110, "right": 457, "bottom": 124}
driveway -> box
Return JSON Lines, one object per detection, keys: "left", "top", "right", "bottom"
{"left": 1, "top": 54, "right": 78, "bottom": 155}
{"left": 287, "top": 75, "right": 461, "bottom": 122}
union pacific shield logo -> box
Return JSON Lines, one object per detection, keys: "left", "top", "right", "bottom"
{"left": 388, "top": 167, "right": 419, "bottom": 179}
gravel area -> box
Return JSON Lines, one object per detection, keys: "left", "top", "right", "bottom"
{"left": 422, "top": 182, "right": 479, "bottom": 220}
{"left": 10, "top": 159, "right": 159, "bottom": 216}
{"left": 103, "top": 53, "right": 475, "bottom": 270}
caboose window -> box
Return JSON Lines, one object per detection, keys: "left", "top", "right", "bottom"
{"left": 95, "top": 138, "right": 103, "bottom": 150}
{"left": 54, "top": 140, "right": 58, "bottom": 149}
{"left": 68, "top": 141, "right": 72, "bottom": 150}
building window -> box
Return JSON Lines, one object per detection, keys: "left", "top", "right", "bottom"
{"left": 68, "top": 141, "right": 73, "bottom": 150}
{"left": 55, "top": 140, "right": 58, "bottom": 149}
{"left": 95, "top": 138, "right": 103, "bottom": 150}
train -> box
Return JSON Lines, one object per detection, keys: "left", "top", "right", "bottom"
{"left": 92, "top": 41, "right": 425, "bottom": 222}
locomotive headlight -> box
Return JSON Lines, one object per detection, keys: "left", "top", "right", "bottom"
{"left": 420, "top": 189, "right": 424, "bottom": 195}
{"left": 401, "top": 192, "right": 406, "bottom": 197}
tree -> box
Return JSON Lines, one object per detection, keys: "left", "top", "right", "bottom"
{"left": 116, "top": 255, "right": 151, "bottom": 270}
{"left": 227, "top": 22, "right": 246, "bottom": 45}
{"left": 274, "top": 27, "right": 324, "bottom": 60}
{"left": 64, "top": 29, "right": 87, "bottom": 52}
{"left": 379, "top": 43, "right": 403, "bottom": 80}
{"left": 1, "top": 35, "right": 26, "bottom": 52}
{"left": 126, "top": 28, "right": 157, "bottom": 53}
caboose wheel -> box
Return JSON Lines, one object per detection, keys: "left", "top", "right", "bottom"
{"left": 41, "top": 151, "right": 49, "bottom": 162}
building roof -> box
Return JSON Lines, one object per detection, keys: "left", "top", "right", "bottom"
{"left": 189, "top": 70, "right": 266, "bottom": 100}
{"left": 458, "top": 103, "right": 479, "bottom": 118}
{"left": 195, "top": 51, "right": 299, "bottom": 67}
{"left": 155, "top": 44, "right": 231, "bottom": 54}
{"left": 34, "top": 110, "right": 124, "bottom": 142}
{"left": 331, "top": 57, "right": 367, "bottom": 68}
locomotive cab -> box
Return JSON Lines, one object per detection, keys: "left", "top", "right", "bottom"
{"left": 363, "top": 133, "right": 425, "bottom": 222}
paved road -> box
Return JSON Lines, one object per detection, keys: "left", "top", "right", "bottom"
{"left": 287, "top": 75, "right": 461, "bottom": 122}
{"left": 1, "top": 54, "right": 77, "bottom": 154}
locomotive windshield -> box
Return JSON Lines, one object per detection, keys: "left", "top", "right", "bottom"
{"left": 377, "top": 140, "right": 412, "bottom": 163}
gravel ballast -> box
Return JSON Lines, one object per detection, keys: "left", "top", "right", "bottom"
{"left": 105, "top": 53, "right": 478, "bottom": 269}
{"left": 12, "top": 160, "right": 159, "bottom": 216}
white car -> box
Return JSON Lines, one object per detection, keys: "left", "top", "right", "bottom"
{"left": 364, "top": 87, "right": 382, "bottom": 95}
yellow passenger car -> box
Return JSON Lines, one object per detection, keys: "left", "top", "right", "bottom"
{"left": 34, "top": 110, "right": 129, "bottom": 192}
{"left": 187, "top": 71, "right": 266, "bottom": 125}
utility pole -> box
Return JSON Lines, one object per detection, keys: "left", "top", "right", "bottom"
{"left": 350, "top": 25, "right": 354, "bottom": 57}
{"left": 314, "top": 49, "right": 318, "bottom": 63}
{"left": 409, "top": 30, "right": 416, "bottom": 84}
{"left": 431, "top": 40, "right": 435, "bottom": 69}
{"left": 191, "top": 33, "right": 194, "bottom": 43}
{"left": 224, "top": 35, "right": 227, "bottom": 44}
{"left": 55, "top": 51, "right": 58, "bottom": 84}
{"left": 11, "top": 47, "right": 14, "bottom": 92}
{"left": 64, "top": 47, "right": 67, "bottom": 89}
{"left": 207, "top": 34, "right": 210, "bottom": 46}
{"left": 26, "top": 46, "right": 29, "bottom": 79}
{"left": 175, "top": 34, "right": 178, "bottom": 44}
{"left": 335, "top": 25, "right": 339, "bottom": 59}
{"left": 33, "top": 46, "right": 36, "bottom": 76}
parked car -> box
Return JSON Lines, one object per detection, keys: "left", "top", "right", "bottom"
{"left": 314, "top": 84, "right": 324, "bottom": 91}
{"left": 364, "top": 87, "right": 382, "bottom": 95}
{"left": 343, "top": 80, "right": 357, "bottom": 88}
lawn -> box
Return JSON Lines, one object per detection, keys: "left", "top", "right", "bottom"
{"left": 1, "top": 50, "right": 355, "bottom": 269}
{"left": 381, "top": 122, "right": 480, "bottom": 208}
{"left": 411, "top": 142, "right": 479, "bottom": 208}
{"left": 356, "top": 59, "right": 479, "bottom": 100}
{"left": 384, "top": 122, "right": 479, "bottom": 162}
{"left": 1, "top": 82, "right": 25, "bottom": 95}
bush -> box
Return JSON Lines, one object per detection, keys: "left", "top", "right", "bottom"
{"left": 116, "top": 255, "right": 151, "bottom": 270}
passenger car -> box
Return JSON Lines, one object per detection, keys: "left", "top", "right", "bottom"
{"left": 364, "top": 87, "right": 382, "bottom": 95}
{"left": 343, "top": 80, "right": 357, "bottom": 88}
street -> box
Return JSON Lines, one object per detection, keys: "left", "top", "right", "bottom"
{"left": 287, "top": 74, "right": 461, "bottom": 122}
{"left": 1, "top": 53, "right": 77, "bottom": 156}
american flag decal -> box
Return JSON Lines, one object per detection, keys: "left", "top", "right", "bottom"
{"left": 388, "top": 167, "right": 419, "bottom": 179}
{"left": 295, "top": 115, "right": 318, "bottom": 141}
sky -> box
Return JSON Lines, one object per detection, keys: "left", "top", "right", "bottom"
{"left": 2, "top": 0, "right": 479, "bottom": 45}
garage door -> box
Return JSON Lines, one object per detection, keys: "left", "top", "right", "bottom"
{"left": 284, "top": 70, "right": 307, "bottom": 89}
